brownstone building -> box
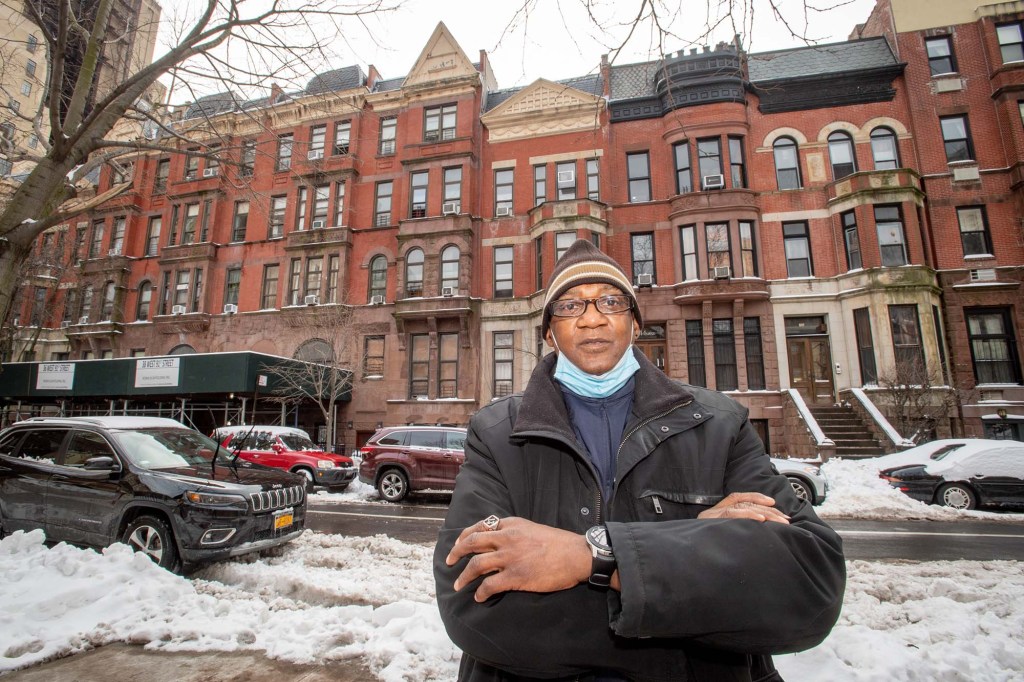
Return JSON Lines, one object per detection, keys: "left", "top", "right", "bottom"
{"left": 4, "top": 0, "right": 1023, "bottom": 451}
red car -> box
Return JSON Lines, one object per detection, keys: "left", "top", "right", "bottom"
{"left": 357, "top": 425, "right": 467, "bottom": 502}
{"left": 213, "top": 425, "right": 356, "bottom": 492}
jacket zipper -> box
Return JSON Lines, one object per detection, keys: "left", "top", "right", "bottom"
{"left": 594, "top": 398, "right": 694, "bottom": 525}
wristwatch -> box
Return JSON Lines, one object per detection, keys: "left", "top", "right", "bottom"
{"left": 585, "top": 525, "right": 616, "bottom": 588}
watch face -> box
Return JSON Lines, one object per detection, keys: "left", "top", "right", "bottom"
{"left": 587, "top": 525, "right": 610, "bottom": 551}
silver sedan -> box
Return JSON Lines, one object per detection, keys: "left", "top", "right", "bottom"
{"left": 771, "top": 457, "right": 827, "bottom": 505}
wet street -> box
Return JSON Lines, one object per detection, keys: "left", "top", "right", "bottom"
{"left": 306, "top": 497, "right": 1024, "bottom": 561}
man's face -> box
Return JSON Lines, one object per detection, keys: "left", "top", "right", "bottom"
{"left": 545, "top": 282, "right": 639, "bottom": 375}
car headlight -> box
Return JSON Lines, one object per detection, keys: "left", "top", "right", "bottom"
{"left": 185, "top": 490, "right": 248, "bottom": 510}
{"left": 317, "top": 460, "right": 336, "bottom": 469}
{"left": 802, "top": 466, "right": 821, "bottom": 476}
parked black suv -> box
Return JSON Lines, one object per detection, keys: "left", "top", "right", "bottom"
{"left": 0, "top": 416, "right": 306, "bottom": 572}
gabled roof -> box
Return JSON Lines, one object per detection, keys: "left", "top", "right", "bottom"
{"left": 402, "top": 22, "right": 478, "bottom": 89}
{"left": 484, "top": 74, "right": 602, "bottom": 113}
{"left": 748, "top": 37, "right": 899, "bottom": 83}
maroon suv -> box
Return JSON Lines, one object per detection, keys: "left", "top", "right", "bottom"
{"left": 357, "top": 425, "right": 467, "bottom": 502}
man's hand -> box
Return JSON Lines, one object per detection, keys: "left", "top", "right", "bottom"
{"left": 697, "top": 492, "right": 790, "bottom": 524}
{"left": 445, "top": 517, "right": 592, "bottom": 602}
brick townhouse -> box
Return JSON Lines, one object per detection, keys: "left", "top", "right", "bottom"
{"left": 5, "top": 0, "right": 1023, "bottom": 450}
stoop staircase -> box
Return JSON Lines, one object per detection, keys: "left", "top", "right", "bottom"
{"left": 808, "top": 404, "right": 887, "bottom": 458}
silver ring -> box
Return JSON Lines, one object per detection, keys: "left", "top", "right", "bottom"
{"left": 482, "top": 514, "right": 500, "bottom": 531}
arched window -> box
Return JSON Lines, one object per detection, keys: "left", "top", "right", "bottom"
{"left": 294, "top": 338, "right": 333, "bottom": 363}
{"left": 168, "top": 344, "right": 196, "bottom": 355}
{"left": 368, "top": 255, "right": 387, "bottom": 302}
{"left": 136, "top": 282, "right": 153, "bottom": 321}
{"left": 100, "top": 281, "right": 116, "bottom": 321}
{"left": 440, "top": 245, "right": 460, "bottom": 293}
{"left": 827, "top": 131, "right": 856, "bottom": 180}
{"left": 405, "top": 248, "right": 424, "bottom": 297}
{"left": 773, "top": 137, "right": 801, "bottom": 190}
{"left": 870, "top": 127, "right": 900, "bottom": 170}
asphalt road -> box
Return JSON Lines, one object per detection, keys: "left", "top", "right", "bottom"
{"left": 307, "top": 498, "right": 1024, "bottom": 562}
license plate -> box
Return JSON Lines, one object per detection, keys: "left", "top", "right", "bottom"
{"left": 273, "top": 512, "right": 293, "bottom": 530}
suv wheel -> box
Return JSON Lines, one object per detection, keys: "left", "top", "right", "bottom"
{"left": 123, "top": 515, "right": 180, "bottom": 571}
{"left": 377, "top": 468, "right": 409, "bottom": 503}
{"left": 294, "top": 467, "right": 316, "bottom": 492}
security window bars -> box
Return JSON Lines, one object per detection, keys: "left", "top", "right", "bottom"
{"left": 494, "top": 246, "right": 513, "bottom": 298}
{"left": 926, "top": 36, "right": 956, "bottom": 75}
{"left": 493, "top": 332, "right": 514, "bottom": 397}
{"left": 713, "top": 319, "right": 738, "bottom": 391}
{"left": 966, "top": 308, "right": 1022, "bottom": 384}
{"left": 842, "top": 211, "right": 862, "bottom": 270}
{"left": 686, "top": 320, "right": 706, "bottom": 388}
{"left": 875, "top": 205, "right": 907, "bottom": 266}
{"left": 957, "top": 206, "right": 993, "bottom": 257}
{"left": 424, "top": 104, "right": 457, "bottom": 141}
{"left": 744, "top": 318, "right": 766, "bottom": 390}
{"left": 674, "top": 142, "right": 692, "bottom": 193}
{"left": 627, "top": 152, "right": 651, "bottom": 202}
{"left": 940, "top": 115, "right": 974, "bottom": 162}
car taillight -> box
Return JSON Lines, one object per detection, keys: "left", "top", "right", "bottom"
{"left": 879, "top": 474, "right": 901, "bottom": 482}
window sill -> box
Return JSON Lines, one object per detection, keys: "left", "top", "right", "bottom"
{"left": 963, "top": 254, "right": 995, "bottom": 260}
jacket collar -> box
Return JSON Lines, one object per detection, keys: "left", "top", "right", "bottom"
{"left": 512, "top": 347, "right": 695, "bottom": 439}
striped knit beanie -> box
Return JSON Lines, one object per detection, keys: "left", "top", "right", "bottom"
{"left": 542, "top": 239, "right": 641, "bottom": 335}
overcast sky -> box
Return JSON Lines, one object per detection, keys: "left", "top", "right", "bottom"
{"left": 157, "top": 0, "right": 880, "bottom": 104}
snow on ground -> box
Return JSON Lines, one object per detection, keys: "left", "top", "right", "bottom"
{"left": 2, "top": 459, "right": 1023, "bottom": 680}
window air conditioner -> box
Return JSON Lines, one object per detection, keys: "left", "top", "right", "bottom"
{"left": 223, "top": 303, "right": 238, "bottom": 314}
{"left": 304, "top": 294, "right": 320, "bottom": 306}
{"left": 970, "top": 268, "right": 996, "bottom": 282}
{"left": 702, "top": 174, "right": 725, "bottom": 190}
{"left": 311, "top": 219, "right": 326, "bottom": 229}
{"left": 712, "top": 266, "right": 732, "bottom": 279}
{"left": 202, "top": 168, "right": 218, "bottom": 178}
{"left": 171, "top": 305, "right": 186, "bottom": 315}
{"left": 636, "top": 273, "right": 654, "bottom": 287}
{"left": 495, "top": 206, "right": 512, "bottom": 217}
{"left": 370, "top": 294, "right": 385, "bottom": 305}
{"left": 307, "top": 149, "right": 324, "bottom": 160}
{"left": 107, "top": 248, "right": 120, "bottom": 257}
{"left": 60, "top": 320, "right": 70, "bottom": 329}
{"left": 78, "top": 315, "right": 90, "bottom": 324}
{"left": 442, "top": 202, "right": 460, "bottom": 215}
{"left": 441, "top": 286, "right": 455, "bottom": 297}
{"left": 556, "top": 170, "right": 575, "bottom": 183}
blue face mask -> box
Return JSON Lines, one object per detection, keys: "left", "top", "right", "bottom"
{"left": 553, "top": 343, "right": 640, "bottom": 398}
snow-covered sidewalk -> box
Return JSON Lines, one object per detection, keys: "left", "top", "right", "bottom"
{"left": 1, "top": 458, "right": 1022, "bottom": 680}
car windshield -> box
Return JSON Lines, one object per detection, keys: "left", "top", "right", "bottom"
{"left": 279, "top": 433, "right": 320, "bottom": 451}
{"left": 111, "top": 428, "right": 221, "bottom": 469}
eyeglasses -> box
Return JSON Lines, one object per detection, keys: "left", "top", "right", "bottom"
{"left": 549, "top": 294, "right": 632, "bottom": 318}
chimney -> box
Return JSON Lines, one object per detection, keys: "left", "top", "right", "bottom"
{"left": 269, "top": 82, "right": 282, "bottom": 103}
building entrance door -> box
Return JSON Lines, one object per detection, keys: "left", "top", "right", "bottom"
{"left": 785, "top": 316, "right": 834, "bottom": 405}
{"left": 638, "top": 324, "right": 667, "bottom": 372}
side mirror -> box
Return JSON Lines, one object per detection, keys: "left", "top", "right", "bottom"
{"left": 84, "top": 456, "right": 117, "bottom": 471}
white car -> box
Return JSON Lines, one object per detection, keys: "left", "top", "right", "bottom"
{"left": 771, "top": 457, "right": 827, "bottom": 505}
{"left": 864, "top": 439, "right": 1024, "bottom": 471}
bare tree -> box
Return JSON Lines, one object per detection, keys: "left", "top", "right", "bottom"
{"left": 260, "top": 304, "right": 359, "bottom": 452}
{"left": 875, "top": 354, "right": 972, "bottom": 444}
{"left": 0, "top": 0, "right": 400, "bottom": 332}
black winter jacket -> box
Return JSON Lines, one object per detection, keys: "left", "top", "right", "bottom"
{"left": 434, "top": 349, "right": 845, "bottom": 681}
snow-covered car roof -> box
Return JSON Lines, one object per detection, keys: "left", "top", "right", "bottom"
{"left": 863, "top": 439, "right": 1023, "bottom": 470}
{"left": 213, "top": 425, "right": 311, "bottom": 438}
{"left": 16, "top": 416, "right": 188, "bottom": 430}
